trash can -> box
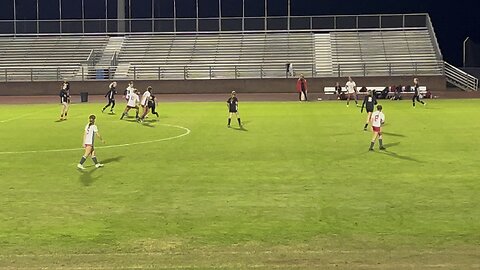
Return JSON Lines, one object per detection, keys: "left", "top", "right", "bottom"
{"left": 80, "top": 92, "right": 88, "bottom": 102}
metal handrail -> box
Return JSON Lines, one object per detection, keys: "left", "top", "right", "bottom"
{"left": 444, "top": 61, "right": 479, "bottom": 91}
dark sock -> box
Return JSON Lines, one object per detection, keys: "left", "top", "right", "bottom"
{"left": 379, "top": 139, "right": 383, "bottom": 148}
{"left": 120, "top": 113, "right": 125, "bottom": 119}
{"left": 238, "top": 118, "right": 242, "bottom": 126}
{"left": 79, "top": 156, "right": 86, "bottom": 165}
{"left": 92, "top": 156, "right": 98, "bottom": 164}
{"left": 154, "top": 112, "right": 159, "bottom": 117}
{"left": 369, "top": 142, "right": 374, "bottom": 150}
{"left": 364, "top": 123, "right": 368, "bottom": 129}
{"left": 228, "top": 118, "right": 231, "bottom": 126}
{"left": 135, "top": 112, "right": 139, "bottom": 118}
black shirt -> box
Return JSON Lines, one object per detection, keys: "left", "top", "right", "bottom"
{"left": 361, "top": 94, "right": 377, "bottom": 112}
{"left": 105, "top": 87, "right": 117, "bottom": 100}
{"left": 227, "top": 97, "right": 238, "bottom": 112}
{"left": 414, "top": 83, "right": 420, "bottom": 95}
{"left": 59, "top": 89, "right": 69, "bottom": 103}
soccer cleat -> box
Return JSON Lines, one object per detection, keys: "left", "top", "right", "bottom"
{"left": 110, "top": 110, "right": 115, "bottom": 114}
{"left": 379, "top": 146, "right": 386, "bottom": 150}
{"left": 363, "top": 128, "right": 367, "bottom": 131}
{"left": 95, "top": 163, "right": 104, "bottom": 168}
{"left": 77, "top": 164, "right": 85, "bottom": 170}
{"left": 369, "top": 148, "right": 374, "bottom": 151}
{"left": 227, "top": 125, "right": 231, "bottom": 128}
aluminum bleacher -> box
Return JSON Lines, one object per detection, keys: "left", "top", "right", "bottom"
{"left": 0, "top": 36, "right": 109, "bottom": 81}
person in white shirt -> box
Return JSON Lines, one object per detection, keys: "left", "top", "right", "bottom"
{"left": 120, "top": 89, "right": 140, "bottom": 120}
{"left": 369, "top": 105, "right": 386, "bottom": 151}
{"left": 124, "top": 81, "right": 134, "bottom": 101}
{"left": 139, "top": 86, "right": 152, "bottom": 122}
{"left": 345, "top": 76, "right": 359, "bottom": 107}
{"left": 77, "top": 115, "right": 105, "bottom": 170}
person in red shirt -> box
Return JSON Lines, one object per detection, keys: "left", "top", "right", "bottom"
{"left": 296, "top": 74, "right": 308, "bottom": 101}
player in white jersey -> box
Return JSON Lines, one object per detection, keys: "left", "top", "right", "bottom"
{"left": 345, "top": 76, "right": 359, "bottom": 107}
{"left": 77, "top": 115, "right": 105, "bottom": 169}
{"left": 124, "top": 81, "right": 134, "bottom": 101}
{"left": 120, "top": 89, "right": 140, "bottom": 120}
{"left": 139, "top": 86, "right": 152, "bottom": 122}
{"left": 369, "top": 105, "right": 386, "bottom": 151}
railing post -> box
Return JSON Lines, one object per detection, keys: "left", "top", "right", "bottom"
{"left": 30, "top": 68, "right": 33, "bottom": 82}
{"left": 133, "top": 66, "right": 137, "bottom": 81}
{"left": 388, "top": 63, "right": 392, "bottom": 76}
{"left": 158, "top": 67, "right": 161, "bottom": 80}
{"left": 209, "top": 66, "right": 212, "bottom": 79}
{"left": 414, "top": 62, "right": 418, "bottom": 75}
{"left": 235, "top": 66, "right": 238, "bottom": 79}
{"left": 337, "top": 64, "right": 341, "bottom": 77}
{"left": 260, "top": 66, "right": 264, "bottom": 79}
{"left": 5, "top": 69, "right": 7, "bottom": 82}
{"left": 82, "top": 66, "right": 85, "bottom": 81}
{"left": 312, "top": 63, "right": 315, "bottom": 78}
{"left": 363, "top": 63, "right": 366, "bottom": 77}
{"left": 57, "top": 67, "right": 60, "bottom": 81}
{"left": 184, "top": 66, "right": 187, "bottom": 80}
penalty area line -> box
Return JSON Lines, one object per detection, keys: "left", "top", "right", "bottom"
{"left": 0, "top": 124, "right": 190, "bottom": 155}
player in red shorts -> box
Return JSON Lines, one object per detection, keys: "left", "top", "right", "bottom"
{"left": 369, "top": 105, "right": 386, "bottom": 151}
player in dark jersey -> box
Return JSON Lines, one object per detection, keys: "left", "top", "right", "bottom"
{"left": 412, "top": 77, "right": 426, "bottom": 108}
{"left": 148, "top": 93, "right": 159, "bottom": 118}
{"left": 102, "top": 82, "right": 117, "bottom": 114}
{"left": 59, "top": 82, "right": 70, "bottom": 120}
{"left": 361, "top": 90, "right": 377, "bottom": 131}
{"left": 227, "top": 91, "right": 242, "bottom": 128}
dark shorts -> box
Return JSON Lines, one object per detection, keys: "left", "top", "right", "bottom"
{"left": 366, "top": 108, "right": 373, "bottom": 113}
{"left": 229, "top": 109, "right": 238, "bottom": 113}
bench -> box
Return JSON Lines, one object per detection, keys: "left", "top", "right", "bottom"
{"left": 324, "top": 86, "right": 427, "bottom": 95}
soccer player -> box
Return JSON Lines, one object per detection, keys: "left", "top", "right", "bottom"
{"left": 102, "top": 82, "right": 117, "bottom": 114}
{"left": 77, "top": 114, "right": 105, "bottom": 170}
{"left": 59, "top": 82, "right": 70, "bottom": 120}
{"left": 124, "top": 81, "right": 134, "bottom": 101}
{"left": 139, "top": 86, "right": 152, "bottom": 121}
{"left": 346, "top": 76, "right": 358, "bottom": 107}
{"left": 369, "top": 105, "right": 386, "bottom": 151}
{"left": 120, "top": 89, "right": 140, "bottom": 120}
{"left": 361, "top": 90, "right": 377, "bottom": 131}
{"left": 148, "top": 93, "right": 159, "bottom": 118}
{"left": 412, "top": 77, "right": 426, "bottom": 108}
{"left": 227, "top": 91, "right": 242, "bottom": 128}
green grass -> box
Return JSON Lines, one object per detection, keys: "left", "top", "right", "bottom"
{"left": 0, "top": 99, "right": 479, "bottom": 269}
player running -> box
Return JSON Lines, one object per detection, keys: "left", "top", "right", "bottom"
{"left": 59, "top": 81, "right": 70, "bottom": 120}
{"left": 139, "top": 86, "right": 152, "bottom": 122}
{"left": 227, "top": 91, "right": 242, "bottom": 128}
{"left": 412, "top": 77, "right": 426, "bottom": 108}
{"left": 77, "top": 114, "right": 105, "bottom": 170}
{"left": 346, "top": 76, "right": 359, "bottom": 107}
{"left": 361, "top": 90, "right": 377, "bottom": 131}
{"left": 102, "top": 82, "right": 117, "bottom": 114}
{"left": 120, "top": 89, "right": 140, "bottom": 120}
{"left": 124, "top": 81, "right": 134, "bottom": 101}
{"left": 148, "top": 93, "right": 159, "bottom": 118}
{"left": 369, "top": 105, "right": 386, "bottom": 151}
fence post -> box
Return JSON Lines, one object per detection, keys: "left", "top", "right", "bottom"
{"left": 209, "top": 66, "right": 212, "bottom": 79}
{"left": 388, "top": 63, "right": 392, "bottom": 76}
{"left": 4, "top": 69, "right": 7, "bottom": 82}
{"left": 312, "top": 63, "right": 315, "bottom": 78}
{"left": 158, "top": 67, "right": 161, "bottom": 80}
{"left": 337, "top": 65, "right": 341, "bottom": 77}
{"left": 414, "top": 62, "right": 417, "bottom": 76}
{"left": 57, "top": 68, "right": 60, "bottom": 81}
{"left": 30, "top": 68, "right": 33, "bottom": 82}
{"left": 235, "top": 66, "right": 238, "bottom": 79}
{"left": 260, "top": 66, "right": 264, "bottom": 79}
{"left": 184, "top": 66, "right": 187, "bottom": 80}
{"left": 82, "top": 66, "right": 85, "bottom": 81}
{"left": 133, "top": 66, "right": 137, "bottom": 81}
{"left": 363, "top": 63, "right": 366, "bottom": 77}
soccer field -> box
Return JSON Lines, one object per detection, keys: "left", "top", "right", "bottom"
{"left": 0, "top": 99, "right": 479, "bottom": 269}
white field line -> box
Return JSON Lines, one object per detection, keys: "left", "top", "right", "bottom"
{"left": 0, "top": 124, "right": 190, "bottom": 155}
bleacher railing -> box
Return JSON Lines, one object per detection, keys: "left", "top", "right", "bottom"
{"left": 0, "top": 62, "right": 444, "bottom": 82}
{"left": 0, "top": 14, "right": 430, "bottom": 36}
{"left": 444, "top": 62, "right": 479, "bottom": 91}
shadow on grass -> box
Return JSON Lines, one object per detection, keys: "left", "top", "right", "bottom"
{"left": 78, "top": 156, "right": 124, "bottom": 186}
{"left": 230, "top": 126, "right": 248, "bottom": 132}
{"left": 374, "top": 144, "right": 420, "bottom": 162}
{"left": 382, "top": 132, "right": 406, "bottom": 138}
